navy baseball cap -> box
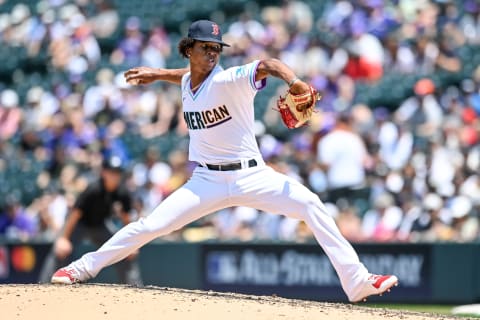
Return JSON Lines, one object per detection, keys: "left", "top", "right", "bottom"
{"left": 187, "top": 20, "right": 230, "bottom": 47}
{"left": 102, "top": 155, "right": 125, "bottom": 172}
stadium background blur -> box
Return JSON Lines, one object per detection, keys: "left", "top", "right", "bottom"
{"left": 0, "top": 0, "right": 479, "bottom": 247}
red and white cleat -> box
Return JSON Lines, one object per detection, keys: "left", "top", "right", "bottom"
{"left": 350, "top": 274, "right": 398, "bottom": 303}
{"left": 51, "top": 267, "right": 81, "bottom": 285}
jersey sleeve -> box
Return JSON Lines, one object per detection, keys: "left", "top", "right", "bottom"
{"left": 181, "top": 72, "right": 191, "bottom": 92}
{"left": 214, "top": 60, "right": 266, "bottom": 94}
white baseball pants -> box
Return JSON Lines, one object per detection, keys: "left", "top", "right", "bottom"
{"left": 71, "top": 164, "right": 369, "bottom": 300}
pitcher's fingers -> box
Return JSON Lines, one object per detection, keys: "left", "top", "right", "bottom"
{"left": 127, "top": 78, "right": 141, "bottom": 85}
{"left": 125, "top": 74, "right": 138, "bottom": 81}
{"left": 124, "top": 68, "right": 139, "bottom": 77}
{"left": 125, "top": 72, "right": 144, "bottom": 82}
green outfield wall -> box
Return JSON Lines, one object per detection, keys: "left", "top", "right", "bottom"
{"left": 0, "top": 241, "right": 478, "bottom": 303}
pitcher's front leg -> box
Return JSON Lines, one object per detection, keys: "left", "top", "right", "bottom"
{"left": 68, "top": 171, "right": 229, "bottom": 281}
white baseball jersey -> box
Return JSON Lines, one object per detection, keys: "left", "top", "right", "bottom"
{"left": 181, "top": 60, "right": 266, "bottom": 164}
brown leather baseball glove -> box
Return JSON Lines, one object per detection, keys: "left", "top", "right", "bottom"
{"left": 276, "top": 85, "right": 321, "bottom": 129}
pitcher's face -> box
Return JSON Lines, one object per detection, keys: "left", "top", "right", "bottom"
{"left": 189, "top": 41, "right": 222, "bottom": 72}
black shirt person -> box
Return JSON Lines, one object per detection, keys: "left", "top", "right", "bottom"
{"left": 39, "top": 156, "right": 142, "bottom": 285}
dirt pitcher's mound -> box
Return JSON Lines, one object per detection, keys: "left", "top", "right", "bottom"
{"left": 0, "top": 284, "right": 461, "bottom": 320}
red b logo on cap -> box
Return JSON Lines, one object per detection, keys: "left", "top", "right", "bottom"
{"left": 212, "top": 23, "right": 219, "bottom": 36}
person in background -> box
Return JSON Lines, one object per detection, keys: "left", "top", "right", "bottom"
{"left": 39, "top": 155, "right": 142, "bottom": 285}
{"left": 0, "top": 195, "right": 36, "bottom": 241}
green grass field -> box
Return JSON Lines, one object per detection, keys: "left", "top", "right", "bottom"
{"left": 365, "top": 304, "right": 480, "bottom": 318}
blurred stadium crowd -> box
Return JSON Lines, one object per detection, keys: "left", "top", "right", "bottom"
{"left": 0, "top": 0, "right": 479, "bottom": 244}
